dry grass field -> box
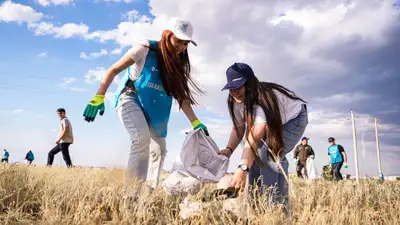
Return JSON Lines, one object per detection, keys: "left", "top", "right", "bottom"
{"left": 1, "top": 164, "right": 399, "bottom": 225}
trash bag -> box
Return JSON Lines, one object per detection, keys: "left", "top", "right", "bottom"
{"left": 322, "top": 165, "right": 333, "bottom": 180}
{"left": 306, "top": 157, "right": 319, "bottom": 180}
{"left": 180, "top": 129, "right": 229, "bottom": 182}
{"left": 162, "top": 129, "right": 229, "bottom": 196}
{"left": 162, "top": 170, "right": 202, "bottom": 196}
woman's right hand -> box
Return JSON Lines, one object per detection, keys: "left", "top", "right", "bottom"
{"left": 218, "top": 148, "right": 233, "bottom": 158}
{"left": 83, "top": 95, "right": 105, "bottom": 122}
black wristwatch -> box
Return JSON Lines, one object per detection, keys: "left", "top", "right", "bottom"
{"left": 238, "top": 164, "right": 249, "bottom": 172}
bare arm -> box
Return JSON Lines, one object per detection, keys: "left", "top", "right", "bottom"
{"left": 226, "top": 125, "right": 245, "bottom": 152}
{"left": 95, "top": 52, "right": 135, "bottom": 96}
{"left": 240, "top": 122, "right": 266, "bottom": 168}
{"left": 180, "top": 100, "right": 198, "bottom": 123}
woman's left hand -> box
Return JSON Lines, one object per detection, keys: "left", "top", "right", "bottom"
{"left": 192, "top": 120, "right": 209, "bottom": 136}
{"left": 229, "top": 169, "right": 248, "bottom": 191}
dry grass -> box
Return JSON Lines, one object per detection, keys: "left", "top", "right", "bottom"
{"left": 1, "top": 164, "right": 399, "bottom": 225}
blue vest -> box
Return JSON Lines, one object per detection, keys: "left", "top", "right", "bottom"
{"left": 113, "top": 40, "right": 173, "bottom": 137}
{"left": 27, "top": 152, "right": 34, "bottom": 161}
{"left": 328, "top": 144, "right": 343, "bottom": 164}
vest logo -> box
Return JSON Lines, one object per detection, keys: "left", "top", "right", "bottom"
{"left": 146, "top": 82, "right": 164, "bottom": 92}
{"left": 151, "top": 67, "right": 159, "bottom": 72}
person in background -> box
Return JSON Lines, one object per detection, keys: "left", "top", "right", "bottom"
{"left": 1, "top": 149, "right": 9, "bottom": 163}
{"left": 293, "top": 137, "right": 315, "bottom": 179}
{"left": 47, "top": 108, "right": 74, "bottom": 167}
{"left": 82, "top": 17, "right": 209, "bottom": 190}
{"left": 327, "top": 137, "right": 348, "bottom": 180}
{"left": 25, "top": 150, "right": 35, "bottom": 165}
{"left": 218, "top": 62, "right": 308, "bottom": 209}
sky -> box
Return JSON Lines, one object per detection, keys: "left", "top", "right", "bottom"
{"left": 0, "top": 0, "right": 399, "bottom": 177}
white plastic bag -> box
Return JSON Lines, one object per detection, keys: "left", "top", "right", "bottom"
{"left": 162, "top": 170, "right": 201, "bottom": 196}
{"left": 306, "top": 157, "right": 319, "bottom": 180}
{"left": 180, "top": 129, "right": 229, "bottom": 182}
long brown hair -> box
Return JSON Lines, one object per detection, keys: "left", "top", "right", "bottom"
{"left": 146, "top": 30, "right": 204, "bottom": 106}
{"left": 228, "top": 75, "right": 306, "bottom": 163}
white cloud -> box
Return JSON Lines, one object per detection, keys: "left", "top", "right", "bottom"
{"left": 58, "top": 77, "right": 87, "bottom": 92}
{"left": 69, "top": 87, "right": 87, "bottom": 92}
{"left": 122, "top": 10, "right": 152, "bottom": 23}
{"left": 84, "top": 67, "right": 120, "bottom": 85}
{"left": 59, "top": 77, "right": 77, "bottom": 87}
{"left": 13, "top": 109, "right": 25, "bottom": 114}
{"left": 29, "top": 22, "right": 89, "bottom": 39}
{"left": 80, "top": 49, "right": 108, "bottom": 60}
{"left": 110, "top": 48, "right": 122, "bottom": 55}
{"left": 313, "top": 92, "right": 374, "bottom": 104}
{"left": 37, "top": 51, "right": 48, "bottom": 57}
{"left": 36, "top": 0, "right": 74, "bottom": 7}
{"left": 84, "top": 67, "right": 107, "bottom": 84}
{"left": 0, "top": 1, "right": 43, "bottom": 24}
{"left": 101, "top": 0, "right": 136, "bottom": 3}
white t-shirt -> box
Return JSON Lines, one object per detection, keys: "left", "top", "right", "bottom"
{"left": 59, "top": 118, "right": 74, "bottom": 144}
{"left": 125, "top": 39, "right": 151, "bottom": 81}
{"left": 233, "top": 90, "right": 304, "bottom": 126}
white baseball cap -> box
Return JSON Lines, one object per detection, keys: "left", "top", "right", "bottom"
{"left": 166, "top": 17, "right": 197, "bottom": 46}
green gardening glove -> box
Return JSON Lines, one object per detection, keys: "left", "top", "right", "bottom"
{"left": 83, "top": 95, "right": 105, "bottom": 122}
{"left": 192, "top": 119, "right": 209, "bottom": 136}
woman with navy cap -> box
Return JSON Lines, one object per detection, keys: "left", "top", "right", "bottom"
{"left": 219, "top": 62, "right": 308, "bottom": 207}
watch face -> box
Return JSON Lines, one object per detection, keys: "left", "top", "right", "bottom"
{"left": 239, "top": 164, "right": 248, "bottom": 170}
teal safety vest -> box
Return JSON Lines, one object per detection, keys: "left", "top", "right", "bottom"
{"left": 328, "top": 144, "right": 343, "bottom": 164}
{"left": 113, "top": 40, "right": 173, "bottom": 137}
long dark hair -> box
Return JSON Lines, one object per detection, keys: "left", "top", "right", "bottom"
{"left": 228, "top": 75, "right": 306, "bottom": 163}
{"left": 146, "top": 30, "right": 204, "bottom": 106}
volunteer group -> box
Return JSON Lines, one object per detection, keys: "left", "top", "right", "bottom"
{"left": 1, "top": 17, "right": 350, "bottom": 208}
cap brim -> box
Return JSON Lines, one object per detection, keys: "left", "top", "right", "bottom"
{"left": 221, "top": 79, "right": 247, "bottom": 91}
{"left": 172, "top": 31, "right": 197, "bottom": 46}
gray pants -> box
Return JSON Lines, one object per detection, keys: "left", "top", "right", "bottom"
{"left": 248, "top": 104, "right": 308, "bottom": 206}
{"left": 116, "top": 91, "right": 167, "bottom": 189}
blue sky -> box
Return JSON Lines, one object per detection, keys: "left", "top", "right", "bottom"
{"left": 1, "top": 0, "right": 399, "bottom": 176}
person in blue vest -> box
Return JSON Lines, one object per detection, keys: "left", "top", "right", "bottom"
{"left": 218, "top": 62, "right": 308, "bottom": 210}
{"left": 327, "top": 137, "right": 348, "bottom": 180}
{"left": 25, "top": 150, "right": 35, "bottom": 165}
{"left": 82, "top": 17, "right": 208, "bottom": 190}
{"left": 1, "top": 149, "right": 9, "bottom": 163}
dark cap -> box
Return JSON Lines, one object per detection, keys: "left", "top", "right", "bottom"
{"left": 301, "top": 137, "right": 309, "bottom": 141}
{"left": 328, "top": 137, "right": 335, "bottom": 142}
{"left": 221, "top": 62, "right": 255, "bottom": 91}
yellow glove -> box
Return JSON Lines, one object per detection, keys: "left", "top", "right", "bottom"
{"left": 83, "top": 95, "right": 105, "bottom": 122}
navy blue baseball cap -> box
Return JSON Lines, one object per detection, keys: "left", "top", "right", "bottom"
{"left": 221, "top": 62, "right": 255, "bottom": 91}
{"left": 301, "top": 137, "right": 309, "bottom": 141}
{"left": 328, "top": 137, "right": 335, "bottom": 142}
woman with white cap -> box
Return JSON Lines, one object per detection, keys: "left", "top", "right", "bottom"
{"left": 219, "top": 62, "right": 308, "bottom": 208}
{"left": 83, "top": 17, "right": 209, "bottom": 189}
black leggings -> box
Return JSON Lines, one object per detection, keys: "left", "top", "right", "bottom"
{"left": 47, "top": 143, "right": 73, "bottom": 167}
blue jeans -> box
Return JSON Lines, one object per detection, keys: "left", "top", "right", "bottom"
{"left": 248, "top": 104, "right": 308, "bottom": 206}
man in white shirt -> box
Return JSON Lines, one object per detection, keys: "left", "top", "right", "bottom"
{"left": 47, "top": 108, "right": 74, "bottom": 167}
